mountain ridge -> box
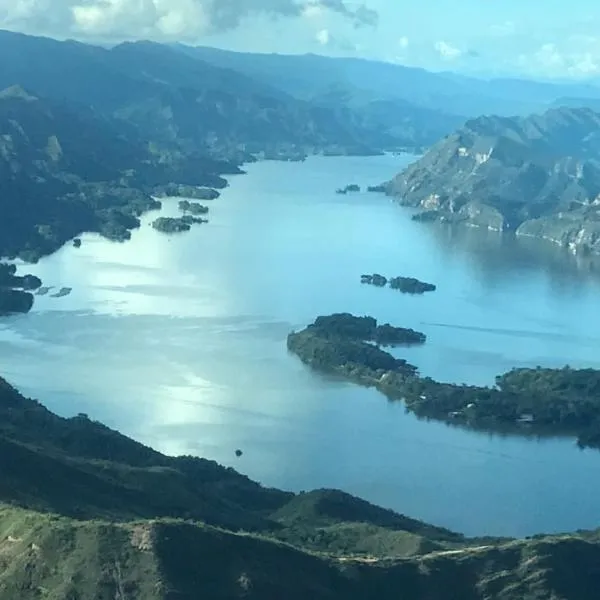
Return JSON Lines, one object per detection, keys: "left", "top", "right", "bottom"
{"left": 386, "top": 105, "right": 600, "bottom": 253}
{"left": 0, "top": 374, "right": 599, "bottom": 598}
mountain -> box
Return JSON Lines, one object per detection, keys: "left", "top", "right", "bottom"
{"left": 386, "top": 106, "right": 600, "bottom": 254}
{"left": 0, "top": 30, "right": 407, "bottom": 158}
{"left": 177, "top": 45, "right": 600, "bottom": 117}
{"left": 0, "top": 83, "right": 240, "bottom": 261}
{"left": 0, "top": 375, "right": 600, "bottom": 598}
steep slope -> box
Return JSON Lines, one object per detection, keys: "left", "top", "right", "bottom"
{"left": 386, "top": 107, "right": 600, "bottom": 253}
{"left": 1, "top": 375, "right": 600, "bottom": 598}
{"left": 0, "top": 30, "right": 391, "bottom": 158}
{"left": 0, "top": 85, "right": 235, "bottom": 261}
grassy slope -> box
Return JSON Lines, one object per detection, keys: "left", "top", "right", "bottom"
{"left": 0, "top": 508, "right": 599, "bottom": 599}
{"left": 2, "top": 376, "right": 600, "bottom": 598}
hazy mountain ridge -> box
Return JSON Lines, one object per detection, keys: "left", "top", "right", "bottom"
{"left": 0, "top": 85, "right": 237, "bottom": 261}
{"left": 177, "top": 45, "right": 600, "bottom": 116}
{"left": 0, "top": 30, "right": 398, "bottom": 158}
{"left": 386, "top": 106, "right": 600, "bottom": 253}
{"left": 0, "top": 375, "right": 599, "bottom": 598}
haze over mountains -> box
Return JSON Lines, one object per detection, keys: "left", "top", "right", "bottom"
{"left": 6, "top": 27, "right": 600, "bottom": 598}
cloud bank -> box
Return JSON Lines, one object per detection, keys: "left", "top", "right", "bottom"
{"left": 0, "top": 0, "right": 377, "bottom": 41}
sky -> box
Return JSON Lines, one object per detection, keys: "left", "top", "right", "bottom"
{"left": 2, "top": 0, "right": 600, "bottom": 79}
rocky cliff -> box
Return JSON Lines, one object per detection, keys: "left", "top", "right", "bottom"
{"left": 387, "top": 107, "right": 600, "bottom": 253}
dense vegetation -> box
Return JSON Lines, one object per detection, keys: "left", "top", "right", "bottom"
{"left": 178, "top": 200, "right": 210, "bottom": 215}
{"left": 153, "top": 185, "right": 220, "bottom": 201}
{"left": 1, "top": 30, "right": 427, "bottom": 263}
{"left": 0, "top": 263, "right": 41, "bottom": 315}
{"left": 152, "top": 216, "right": 208, "bottom": 233}
{"left": 289, "top": 315, "right": 600, "bottom": 450}
{"left": 287, "top": 314, "right": 423, "bottom": 379}
{"left": 0, "top": 375, "right": 600, "bottom": 597}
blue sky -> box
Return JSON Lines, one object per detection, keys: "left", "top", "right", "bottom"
{"left": 2, "top": 0, "right": 600, "bottom": 79}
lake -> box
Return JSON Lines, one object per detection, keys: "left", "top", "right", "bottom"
{"left": 3, "top": 153, "right": 600, "bottom": 538}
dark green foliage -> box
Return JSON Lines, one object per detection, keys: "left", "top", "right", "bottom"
{"left": 178, "top": 200, "right": 209, "bottom": 215}
{"left": 152, "top": 217, "right": 191, "bottom": 233}
{"left": 155, "top": 184, "right": 221, "bottom": 200}
{"left": 361, "top": 274, "right": 436, "bottom": 294}
{"left": 288, "top": 314, "right": 423, "bottom": 379}
{"left": 152, "top": 216, "right": 207, "bottom": 233}
{"left": 0, "top": 289, "right": 33, "bottom": 315}
{"left": 290, "top": 315, "right": 600, "bottom": 450}
{"left": 389, "top": 276, "right": 436, "bottom": 294}
{"left": 0, "top": 262, "right": 40, "bottom": 314}
{"left": 360, "top": 273, "right": 387, "bottom": 286}
{"left": 1, "top": 377, "right": 600, "bottom": 597}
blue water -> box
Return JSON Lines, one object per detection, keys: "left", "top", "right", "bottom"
{"left": 2, "top": 153, "right": 600, "bottom": 537}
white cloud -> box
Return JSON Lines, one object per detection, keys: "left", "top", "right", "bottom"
{"left": 434, "top": 40, "right": 462, "bottom": 60}
{"left": 398, "top": 35, "right": 409, "bottom": 49}
{"left": 316, "top": 28, "right": 330, "bottom": 45}
{"left": 0, "top": 0, "right": 378, "bottom": 41}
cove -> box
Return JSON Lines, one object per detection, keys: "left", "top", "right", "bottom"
{"left": 2, "top": 154, "right": 600, "bottom": 537}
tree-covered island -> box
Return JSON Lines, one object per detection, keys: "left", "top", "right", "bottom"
{"left": 288, "top": 313, "right": 600, "bottom": 450}
{"left": 361, "top": 274, "right": 437, "bottom": 294}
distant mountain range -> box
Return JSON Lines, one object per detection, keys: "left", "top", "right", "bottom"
{"left": 177, "top": 45, "right": 600, "bottom": 117}
{"left": 386, "top": 106, "right": 600, "bottom": 254}
{"left": 5, "top": 28, "right": 600, "bottom": 261}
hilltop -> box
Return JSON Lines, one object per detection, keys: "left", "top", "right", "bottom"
{"left": 1, "top": 375, "right": 600, "bottom": 597}
{"left": 386, "top": 106, "right": 600, "bottom": 254}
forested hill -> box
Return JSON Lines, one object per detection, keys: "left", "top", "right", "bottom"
{"left": 0, "top": 374, "right": 599, "bottom": 598}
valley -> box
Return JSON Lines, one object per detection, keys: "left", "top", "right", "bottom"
{"left": 3, "top": 27, "right": 600, "bottom": 599}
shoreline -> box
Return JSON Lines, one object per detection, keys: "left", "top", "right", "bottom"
{"left": 288, "top": 314, "right": 600, "bottom": 451}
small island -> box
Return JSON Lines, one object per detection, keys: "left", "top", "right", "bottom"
{"left": 50, "top": 287, "right": 73, "bottom": 298}
{"left": 389, "top": 276, "right": 436, "bottom": 294}
{"left": 178, "top": 200, "right": 209, "bottom": 215}
{"left": 361, "top": 273, "right": 387, "bottom": 287}
{"left": 72, "top": 238, "right": 82, "bottom": 248}
{"left": 367, "top": 184, "right": 387, "bottom": 193}
{"left": 288, "top": 314, "right": 600, "bottom": 451}
{"left": 0, "top": 263, "right": 40, "bottom": 315}
{"left": 336, "top": 184, "right": 361, "bottom": 194}
{"left": 152, "top": 183, "right": 220, "bottom": 201}
{"left": 287, "top": 313, "right": 424, "bottom": 383}
{"left": 152, "top": 215, "right": 208, "bottom": 234}
{"left": 361, "top": 273, "right": 436, "bottom": 294}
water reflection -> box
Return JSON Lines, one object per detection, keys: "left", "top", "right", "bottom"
{"left": 1, "top": 154, "right": 600, "bottom": 537}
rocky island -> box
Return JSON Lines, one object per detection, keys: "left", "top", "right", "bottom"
{"left": 336, "top": 184, "right": 361, "bottom": 194}
{"left": 361, "top": 274, "right": 436, "bottom": 294}
{"left": 289, "top": 314, "right": 600, "bottom": 451}
{"left": 385, "top": 107, "right": 600, "bottom": 254}
{"left": 0, "top": 263, "right": 41, "bottom": 315}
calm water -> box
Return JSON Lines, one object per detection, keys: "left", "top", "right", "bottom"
{"left": 3, "top": 154, "right": 600, "bottom": 538}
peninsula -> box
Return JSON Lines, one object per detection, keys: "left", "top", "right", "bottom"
{"left": 288, "top": 314, "right": 600, "bottom": 450}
